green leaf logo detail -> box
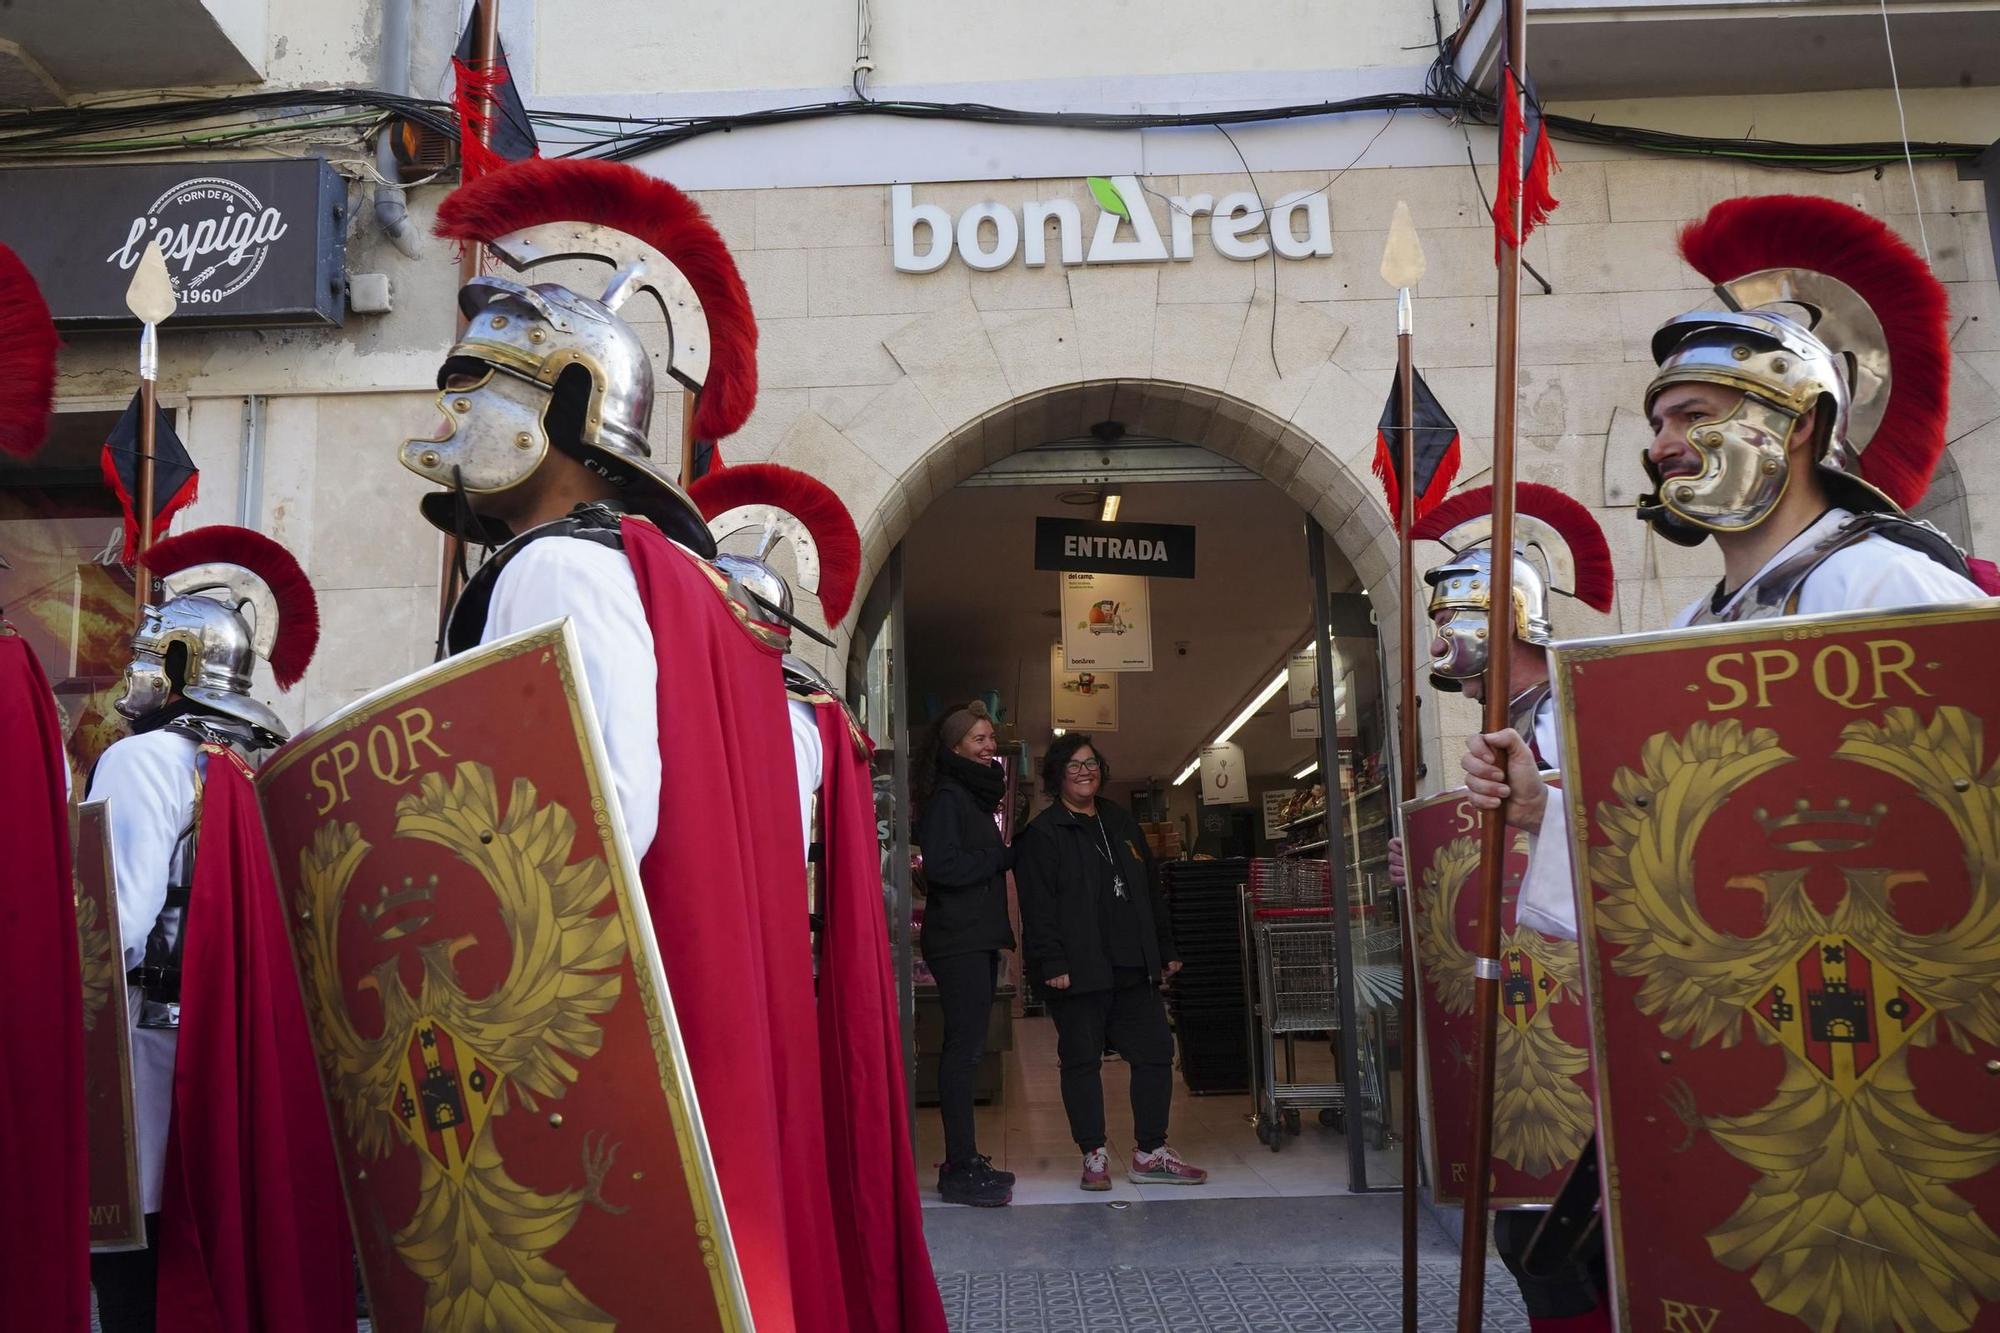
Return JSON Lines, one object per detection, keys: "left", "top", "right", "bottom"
{"left": 1087, "top": 176, "right": 1130, "bottom": 220}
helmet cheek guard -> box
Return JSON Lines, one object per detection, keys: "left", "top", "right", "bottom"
{"left": 401, "top": 361, "right": 553, "bottom": 496}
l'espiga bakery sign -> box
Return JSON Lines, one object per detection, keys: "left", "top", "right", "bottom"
{"left": 893, "top": 174, "right": 1333, "bottom": 273}
{"left": 0, "top": 158, "right": 348, "bottom": 328}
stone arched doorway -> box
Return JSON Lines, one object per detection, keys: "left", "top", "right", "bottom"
{"left": 799, "top": 375, "right": 1418, "bottom": 1197}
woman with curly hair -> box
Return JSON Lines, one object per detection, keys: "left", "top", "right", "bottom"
{"left": 1015, "top": 733, "right": 1206, "bottom": 1192}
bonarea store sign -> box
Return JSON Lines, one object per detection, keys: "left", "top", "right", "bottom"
{"left": 894, "top": 174, "right": 1333, "bottom": 273}
{"left": 0, "top": 159, "right": 348, "bottom": 328}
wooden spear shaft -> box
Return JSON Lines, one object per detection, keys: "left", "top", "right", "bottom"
{"left": 1457, "top": 0, "right": 1528, "bottom": 1326}
{"left": 1394, "top": 289, "right": 1420, "bottom": 1333}
{"left": 437, "top": 0, "right": 503, "bottom": 634}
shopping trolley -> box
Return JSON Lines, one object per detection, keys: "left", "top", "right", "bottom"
{"left": 1239, "top": 859, "right": 1350, "bottom": 1151}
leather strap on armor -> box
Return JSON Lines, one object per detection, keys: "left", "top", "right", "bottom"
{"left": 445, "top": 502, "right": 629, "bottom": 654}
{"left": 1687, "top": 511, "right": 1973, "bottom": 626}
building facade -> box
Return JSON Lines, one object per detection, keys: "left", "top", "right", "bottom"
{"left": 3, "top": 0, "right": 1997, "bottom": 790}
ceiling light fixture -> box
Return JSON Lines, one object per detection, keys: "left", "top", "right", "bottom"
{"left": 1293, "top": 761, "right": 1319, "bottom": 780}
{"left": 1172, "top": 666, "right": 1290, "bottom": 786}
{"left": 1100, "top": 490, "right": 1122, "bottom": 522}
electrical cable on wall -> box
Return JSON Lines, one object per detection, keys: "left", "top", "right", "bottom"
{"left": 1877, "top": 0, "right": 1933, "bottom": 265}
{"left": 0, "top": 63, "right": 1982, "bottom": 175}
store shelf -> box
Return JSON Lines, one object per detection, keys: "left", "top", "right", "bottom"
{"left": 1288, "top": 838, "right": 1331, "bottom": 855}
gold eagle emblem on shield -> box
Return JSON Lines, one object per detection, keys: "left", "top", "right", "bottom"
{"left": 1593, "top": 709, "right": 2000, "bottom": 1332}
{"left": 293, "top": 762, "right": 630, "bottom": 1331}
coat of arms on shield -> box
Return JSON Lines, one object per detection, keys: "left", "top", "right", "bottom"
{"left": 1551, "top": 602, "right": 2000, "bottom": 1333}
{"left": 74, "top": 800, "right": 146, "bottom": 1250}
{"left": 255, "top": 621, "right": 750, "bottom": 1331}
{"left": 1402, "top": 783, "right": 1593, "bottom": 1208}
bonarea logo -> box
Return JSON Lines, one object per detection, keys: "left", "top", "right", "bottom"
{"left": 893, "top": 174, "right": 1332, "bottom": 274}
{"left": 105, "top": 176, "right": 289, "bottom": 305}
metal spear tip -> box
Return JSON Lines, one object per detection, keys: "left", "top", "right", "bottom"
{"left": 124, "top": 237, "right": 178, "bottom": 326}
{"left": 1378, "top": 201, "right": 1426, "bottom": 290}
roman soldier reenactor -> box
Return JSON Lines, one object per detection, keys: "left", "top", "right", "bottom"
{"left": 1388, "top": 482, "right": 1616, "bottom": 1332}
{"left": 85, "top": 526, "right": 350, "bottom": 1332}
{"left": 409, "top": 155, "right": 933, "bottom": 1332}
{"left": 1466, "top": 195, "right": 1993, "bottom": 939}
{"left": 0, "top": 238, "right": 90, "bottom": 1331}
{"left": 692, "top": 461, "right": 951, "bottom": 1332}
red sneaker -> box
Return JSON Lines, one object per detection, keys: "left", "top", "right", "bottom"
{"left": 1129, "top": 1145, "right": 1208, "bottom": 1185}
{"left": 1079, "top": 1147, "right": 1111, "bottom": 1191}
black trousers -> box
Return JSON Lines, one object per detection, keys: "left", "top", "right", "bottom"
{"left": 91, "top": 1211, "right": 160, "bottom": 1332}
{"left": 1048, "top": 968, "right": 1175, "bottom": 1154}
{"left": 1494, "top": 1206, "right": 1606, "bottom": 1319}
{"left": 930, "top": 949, "right": 999, "bottom": 1165}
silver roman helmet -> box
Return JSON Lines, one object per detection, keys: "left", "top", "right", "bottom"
{"left": 406, "top": 159, "right": 763, "bottom": 556}
{"left": 690, "top": 463, "right": 863, "bottom": 656}
{"left": 1412, "top": 483, "right": 1613, "bottom": 692}
{"left": 116, "top": 526, "right": 320, "bottom": 747}
{"left": 1640, "top": 195, "right": 1951, "bottom": 542}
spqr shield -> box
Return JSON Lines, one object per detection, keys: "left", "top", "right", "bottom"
{"left": 74, "top": 801, "right": 146, "bottom": 1251}
{"left": 255, "top": 621, "right": 749, "bottom": 1332}
{"left": 1551, "top": 602, "right": 2000, "bottom": 1333}
{"left": 1401, "top": 782, "right": 1593, "bottom": 1209}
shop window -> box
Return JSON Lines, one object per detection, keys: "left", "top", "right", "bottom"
{"left": 0, "top": 405, "right": 165, "bottom": 783}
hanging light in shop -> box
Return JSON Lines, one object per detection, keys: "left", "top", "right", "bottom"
{"left": 1172, "top": 666, "right": 1289, "bottom": 786}
{"left": 1293, "top": 761, "right": 1318, "bottom": 780}
{"left": 1099, "top": 489, "right": 1122, "bottom": 522}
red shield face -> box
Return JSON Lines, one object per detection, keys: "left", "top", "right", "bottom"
{"left": 1401, "top": 784, "right": 1594, "bottom": 1208}
{"left": 1552, "top": 603, "right": 2000, "bottom": 1333}
{"left": 255, "top": 624, "right": 749, "bottom": 1332}
{"left": 73, "top": 801, "right": 146, "bottom": 1251}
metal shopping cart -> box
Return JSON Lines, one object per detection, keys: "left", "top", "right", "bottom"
{"left": 1239, "top": 859, "right": 1351, "bottom": 1151}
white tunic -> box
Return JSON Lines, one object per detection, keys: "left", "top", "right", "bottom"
{"left": 1670, "top": 508, "right": 1984, "bottom": 628}
{"left": 1516, "top": 509, "right": 1988, "bottom": 941}
{"left": 88, "top": 728, "right": 200, "bottom": 1216}
{"left": 788, "top": 696, "right": 824, "bottom": 851}
{"left": 482, "top": 537, "right": 662, "bottom": 862}
{"left": 480, "top": 534, "right": 822, "bottom": 862}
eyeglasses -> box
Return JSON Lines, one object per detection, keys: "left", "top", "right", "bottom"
{"left": 1064, "top": 759, "right": 1102, "bottom": 774}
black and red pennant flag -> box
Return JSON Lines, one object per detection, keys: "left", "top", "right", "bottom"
{"left": 1372, "top": 368, "right": 1462, "bottom": 534}
{"left": 1492, "top": 58, "right": 1559, "bottom": 259}
{"left": 452, "top": 1, "right": 540, "bottom": 184}
{"left": 99, "top": 390, "right": 197, "bottom": 563}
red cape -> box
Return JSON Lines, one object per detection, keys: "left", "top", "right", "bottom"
{"left": 623, "top": 518, "right": 847, "bottom": 1333}
{"left": 156, "top": 747, "right": 352, "bottom": 1333}
{"left": 0, "top": 628, "right": 89, "bottom": 1329}
{"left": 810, "top": 696, "right": 949, "bottom": 1333}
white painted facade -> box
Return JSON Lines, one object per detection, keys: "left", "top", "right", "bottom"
{"left": 18, "top": 0, "right": 2000, "bottom": 789}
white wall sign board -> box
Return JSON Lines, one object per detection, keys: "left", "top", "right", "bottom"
{"left": 1060, "top": 571, "right": 1152, "bottom": 672}
{"left": 1199, "top": 742, "right": 1249, "bottom": 806}
{"left": 1262, "top": 788, "right": 1297, "bottom": 838}
{"left": 1049, "top": 642, "right": 1119, "bottom": 732}
{"left": 1286, "top": 648, "right": 1320, "bottom": 739}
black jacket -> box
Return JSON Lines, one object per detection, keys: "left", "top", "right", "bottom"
{"left": 1015, "top": 798, "right": 1177, "bottom": 994}
{"left": 916, "top": 776, "right": 1017, "bottom": 960}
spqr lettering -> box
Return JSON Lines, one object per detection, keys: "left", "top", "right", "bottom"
{"left": 1700, "top": 638, "right": 1929, "bottom": 713}
{"left": 309, "top": 707, "right": 449, "bottom": 814}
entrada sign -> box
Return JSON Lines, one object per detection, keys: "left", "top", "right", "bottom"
{"left": 894, "top": 175, "right": 1333, "bottom": 273}
{"left": 1036, "top": 517, "right": 1197, "bottom": 579}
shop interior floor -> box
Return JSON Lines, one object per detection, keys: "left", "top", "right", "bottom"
{"left": 916, "top": 1013, "right": 1403, "bottom": 1207}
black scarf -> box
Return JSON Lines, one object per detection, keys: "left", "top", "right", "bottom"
{"left": 939, "top": 750, "right": 1007, "bottom": 812}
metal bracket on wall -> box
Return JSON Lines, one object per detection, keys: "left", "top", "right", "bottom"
{"left": 237, "top": 394, "right": 266, "bottom": 529}
{"left": 1960, "top": 138, "right": 2000, "bottom": 290}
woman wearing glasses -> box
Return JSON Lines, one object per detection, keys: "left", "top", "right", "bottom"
{"left": 1016, "top": 733, "right": 1208, "bottom": 1192}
